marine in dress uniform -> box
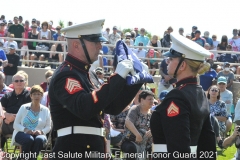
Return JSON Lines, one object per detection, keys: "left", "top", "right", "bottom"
{"left": 150, "top": 33, "right": 216, "bottom": 160}
{"left": 48, "top": 19, "right": 143, "bottom": 159}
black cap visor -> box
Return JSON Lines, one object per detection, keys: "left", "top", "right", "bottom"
{"left": 163, "top": 49, "right": 183, "bottom": 58}
{"left": 82, "top": 34, "right": 108, "bottom": 42}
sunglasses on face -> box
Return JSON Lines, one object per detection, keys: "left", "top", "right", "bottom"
{"left": 211, "top": 89, "right": 218, "bottom": 92}
{"left": 96, "top": 72, "right": 102, "bottom": 75}
{"left": 14, "top": 80, "right": 24, "bottom": 83}
{"left": 212, "top": 37, "right": 216, "bottom": 38}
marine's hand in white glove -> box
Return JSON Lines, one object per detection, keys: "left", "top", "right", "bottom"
{"left": 115, "top": 59, "right": 135, "bottom": 79}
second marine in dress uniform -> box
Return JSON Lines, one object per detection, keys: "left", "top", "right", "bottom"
{"left": 48, "top": 19, "right": 144, "bottom": 159}
{"left": 150, "top": 33, "right": 216, "bottom": 160}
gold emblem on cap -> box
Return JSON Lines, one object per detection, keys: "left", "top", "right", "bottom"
{"left": 67, "top": 64, "right": 70, "bottom": 67}
{"left": 78, "top": 35, "right": 81, "bottom": 38}
{"left": 100, "top": 111, "right": 102, "bottom": 115}
{"left": 87, "top": 145, "right": 90, "bottom": 148}
{"left": 85, "top": 65, "right": 88, "bottom": 70}
{"left": 182, "top": 54, "right": 185, "bottom": 58}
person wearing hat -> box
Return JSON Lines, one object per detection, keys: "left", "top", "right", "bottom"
{"left": 0, "top": 21, "right": 6, "bottom": 38}
{"left": 48, "top": 19, "right": 144, "bottom": 159}
{"left": 150, "top": 33, "right": 216, "bottom": 159}
{"left": 134, "top": 28, "right": 149, "bottom": 46}
{"left": 216, "top": 62, "right": 234, "bottom": 91}
{"left": 52, "top": 26, "right": 62, "bottom": 41}
{"left": 217, "top": 76, "right": 233, "bottom": 136}
{"left": 4, "top": 44, "right": 20, "bottom": 85}
{"left": 31, "top": 18, "right": 36, "bottom": 25}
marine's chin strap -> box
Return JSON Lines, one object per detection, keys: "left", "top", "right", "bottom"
{"left": 79, "top": 38, "right": 92, "bottom": 64}
{"left": 173, "top": 57, "right": 185, "bottom": 79}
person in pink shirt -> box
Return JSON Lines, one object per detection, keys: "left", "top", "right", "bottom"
{"left": 21, "top": 20, "right": 32, "bottom": 66}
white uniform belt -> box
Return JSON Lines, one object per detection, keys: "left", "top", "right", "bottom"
{"left": 152, "top": 144, "right": 197, "bottom": 153}
{"left": 57, "top": 126, "right": 105, "bottom": 137}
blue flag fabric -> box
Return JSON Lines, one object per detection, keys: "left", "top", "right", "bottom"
{"left": 113, "top": 40, "right": 154, "bottom": 85}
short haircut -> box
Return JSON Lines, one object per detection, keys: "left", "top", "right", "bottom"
{"left": 138, "top": 90, "right": 155, "bottom": 103}
{"left": 12, "top": 73, "right": 25, "bottom": 82}
{"left": 45, "top": 70, "right": 54, "bottom": 79}
{"left": 30, "top": 85, "right": 44, "bottom": 95}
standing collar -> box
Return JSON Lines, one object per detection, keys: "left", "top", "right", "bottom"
{"left": 65, "top": 54, "right": 91, "bottom": 73}
{"left": 176, "top": 76, "right": 197, "bottom": 88}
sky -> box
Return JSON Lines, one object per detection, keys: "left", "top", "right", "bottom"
{"left": 1, "top": 0, "right": 239, "bottom": 40}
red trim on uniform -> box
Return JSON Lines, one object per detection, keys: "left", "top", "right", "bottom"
{"left": 178, "top": 83, "right": 197, "bottom": 90}
{"left": 60, "top": 63, "right": 67, "bottom": 72}
{"left": 64, "top": 78, "right": 83, "bottom": 94}
{"left": 65, "top": 60, "right": 88, "bottom": 73}
{"left": 91, "top": 90, "right": 98, "bottom": 103}
{"left": 167, "top": 101, "right": 180, "bottom": 117}
{"left": 68, "top": 53, "right": 89, "bottom": 65}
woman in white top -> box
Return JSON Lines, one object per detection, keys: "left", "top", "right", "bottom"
{"left": 12, "top": 85, "right": 51, "bottom": 160}
{"left": 38, "top": 21, "right": 51, "bottom": 40}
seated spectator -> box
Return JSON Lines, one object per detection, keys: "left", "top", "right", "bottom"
{"left": 4, "top": 44, "right": 20, "bottom": 85}
{"left": 212, "top": 35, "right": 219, "bottom": 61}
{"left": 123, "top": 32, "right": 134, "bottom": 46}
{"left": 199, "top": 59, "right": 217, "bottom": 91}
{"left": 222, "top": 126, "right": 240, "bottom": 158}
{"left": 132, "top": 42, "right": 147, "bottom": 59}
{"left": 40, "top": 70, "right": 54, "bottom": 92}
{"left": 11, "top": 85, "right": 51, "bottom": 160}
{"left": 0, "top": 72, "right": 13, "bottom": 100}
{"left": 217, "top": 35, "right": 228, "bottom": 61}
{"left": 146, "top": 49, "right": 160, "bottom": 76}
{"left": 34, "top": 35, "right": 50, "bottom": 68}
{"left": 192, "top": 30, "right": 206, "bottom": 47}
{"left": 28, "top": 24, "right": 39, "bottom": 67}
{"left": 219, "top": 44, "right": 238, "bottom": 64}
{"left": 147, "top": 35, "right": 162, "bottom": 53}
{"left": 3, "top": 34, "right": 18, "bottom": 54}
{"left": 202, "top": 31, "right": 213, "bottom": 49}
{"left": 8, "top": 70, "right": 31, "bottom": 91}
{"left": 134, "top": 28, "right": 149, "bottom": 46}
{"left": 207, "top": 85, "right": 227, "bottom": 144}
{"left": 121, "top": 90, "right": 153, "bottom": 160}
{"left": 52, "top": 26, "right": 62, "bottom": 41}
{"left": 38, "top": 21, "right": 51, "bottom": 40}
{"left": 151, "top": 90, "right": 169, "bottom": 111}
{"left": 217, "top": 76, "right": 233, "bottom": 136}
{"left": 162, "top": 27, "right": 173, "bottom": 48}
{"left": 217, "top": 62, "right": 234, "bottom": 91}
{"left": 0, "top": 41, "right": 7, "bottom": 72}
{"left": 49, "top": 35, "right": 64, "bottom": 69}
{"left": 1, "top": 73, "right": 31, "bottom": 148}
{"left": 110, "top": 104, "right": 130, "bottom": 147}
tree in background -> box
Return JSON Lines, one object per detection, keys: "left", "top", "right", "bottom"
{"left": 122, "top": 28, "right": 152, "bottom": 39}
{"left": 59, "top": 20, "right": 65, "bottom": 29}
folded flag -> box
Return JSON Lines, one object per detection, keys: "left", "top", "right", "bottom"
{"left": 113, "top": 40, "right": 154, "bottom": 85}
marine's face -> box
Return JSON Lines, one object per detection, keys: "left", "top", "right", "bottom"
{"left": 84, "top": 40, "right": 102, "bottom": 63}
{"left": 167, "top": 57, "right": 180, "bottom": 76}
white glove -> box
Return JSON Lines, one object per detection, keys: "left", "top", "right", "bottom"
{"left": 141, "top": 62, "right": 149, "bottom": 74}
{"left": 115, "top": 59, "right": 135, "bottom": 79}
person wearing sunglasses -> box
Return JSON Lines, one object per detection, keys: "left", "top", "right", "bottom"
{"left": 207, "top": 85, "right": 227, "bottom": 148}
{"left": 48, "top": 19, "right": 142, "bottom": 159}
{"left": 1, "top": 73, "right": 31, "bottom": 149}
{"left": 150, "top": 33, "right": 216, "bottom": 159}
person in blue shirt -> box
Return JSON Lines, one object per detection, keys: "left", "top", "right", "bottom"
{"left": 52, "top": 26, "right": 62, "bottom": 41}
{"left": 134, "top": 28, "right": 149, "bottom": 46}
{"left": 199, "top": 58, "right": 217, "bottom": 91}
{"left": 203, "top": 31, "right": 213, "bottom": 49}
{"left": 0, "top": 43, "right": 8, "bottom": 72}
